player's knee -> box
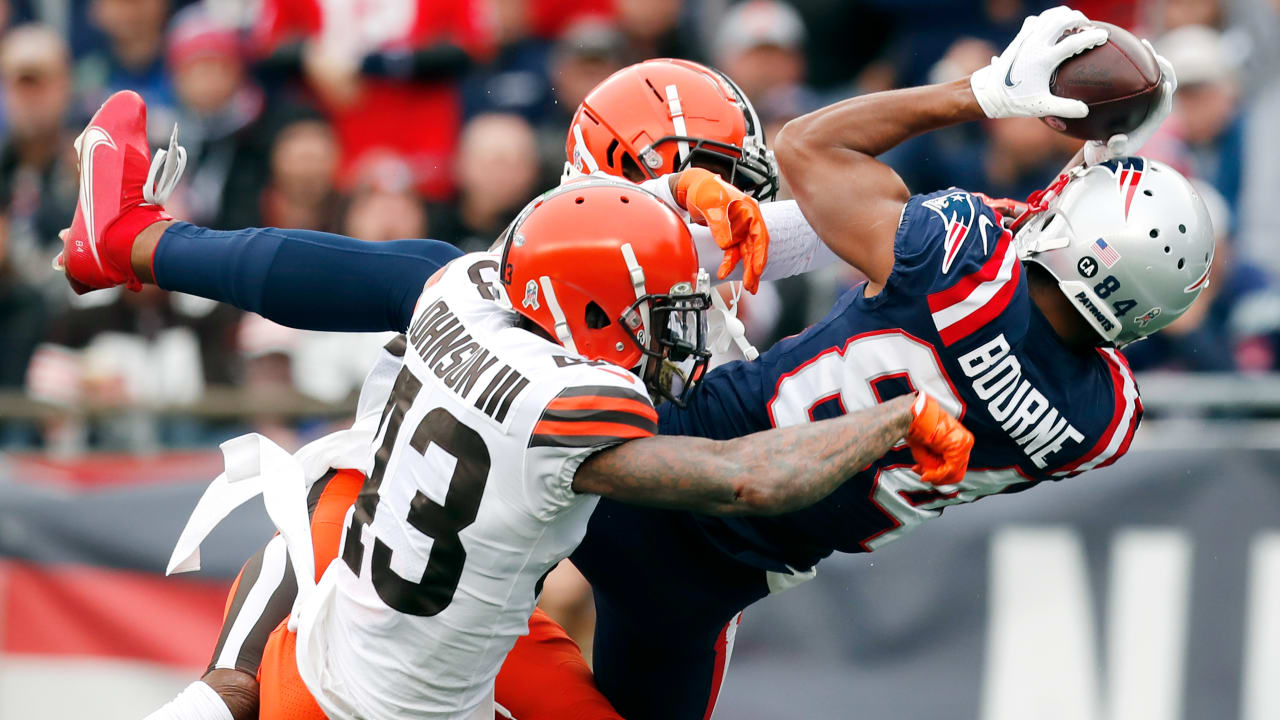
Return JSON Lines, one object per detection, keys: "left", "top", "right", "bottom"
{"left": 201, "top": 668, "right": 259, "bottom": 720}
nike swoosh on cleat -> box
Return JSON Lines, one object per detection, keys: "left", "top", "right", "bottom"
{"left": 76, "top": 126, "right": 117, "bottom": 272}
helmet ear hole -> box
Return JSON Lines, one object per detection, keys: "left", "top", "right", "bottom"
{"left": 619, "top": 153, "right": 646, "bottom": 182}
{"left": 585, "top": 302, "right": 611, "bottom": 330}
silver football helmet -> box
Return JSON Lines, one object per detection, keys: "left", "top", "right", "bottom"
{"left": 1012, "top": 157, "right": 1214, "bottom": 346}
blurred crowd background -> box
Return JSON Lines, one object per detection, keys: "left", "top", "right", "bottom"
{"left": 0, "top": 0, "right": 1278, "bottom": 455}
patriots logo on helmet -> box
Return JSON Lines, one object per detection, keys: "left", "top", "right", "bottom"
{"left": 1100, "top": 157, "right": 1146, "bottom": 220}
{"left": 923, "top": 191, "right": 977, "bottom": 274}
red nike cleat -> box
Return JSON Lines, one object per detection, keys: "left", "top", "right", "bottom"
{"left": 58, "top": 90, "right": 184, "bottom": 293}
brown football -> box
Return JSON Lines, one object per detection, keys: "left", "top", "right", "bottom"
{"left": 1043, "top": 23, "right": 1162, "bottom": 140}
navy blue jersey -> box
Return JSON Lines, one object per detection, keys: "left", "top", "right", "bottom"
{"left": 659, "top": 189, "right": 1142, "bottom": 572}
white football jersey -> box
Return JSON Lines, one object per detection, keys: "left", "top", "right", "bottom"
{"left": 293, "top": 252, "right": 658, "bottom": 720}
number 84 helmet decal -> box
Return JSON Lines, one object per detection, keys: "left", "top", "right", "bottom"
{"left": 1011, "top": 157, "right": 1214, "bottom": 347}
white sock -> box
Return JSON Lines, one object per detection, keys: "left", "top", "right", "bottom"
{"left": 144, "top": 681, "right": 234, "bottom": 720}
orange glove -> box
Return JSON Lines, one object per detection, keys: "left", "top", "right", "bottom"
{"left": 905, "top": 392, "right": 974, "bottom": 485}
{"left": 674, "top": 167, "right": 770, "bottom": 293}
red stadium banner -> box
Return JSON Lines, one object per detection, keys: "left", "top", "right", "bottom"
{"left": 1, "top": 560, "right": 226, "bottom": 668}
{"left": 0, "top": 451, "right": 267, "bottom": 718}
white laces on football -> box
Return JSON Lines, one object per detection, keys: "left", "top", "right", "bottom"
{"left": 1083, "top": 40, "right": 1177, "bottom": 165}
{"left": 144, "top": 124, "right": 187, "bottom": 206}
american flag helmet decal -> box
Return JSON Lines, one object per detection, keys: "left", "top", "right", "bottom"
{"left": 1090, "top": 238, "right": 1121, "bottom": 268}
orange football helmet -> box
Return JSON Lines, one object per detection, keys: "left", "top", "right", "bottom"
{"left": 501, "top": 178, "right": 713, "bottom": 404}
{"left": 566, "top": 58, "right": 778, "bottom": 200}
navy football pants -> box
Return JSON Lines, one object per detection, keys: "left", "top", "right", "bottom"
{"left": 570, "top": 499, "right": 772, "bottom": 720}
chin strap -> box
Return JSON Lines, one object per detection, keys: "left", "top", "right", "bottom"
{"left": 539, "top": 275, "right": 577, "bottom": 354}
{"left": 1008, "top": 171, "right": 1072, "bottom": 234}
{"left": 569, "top": 123, "right": 599, "bottom": 174}
{"left": 665, "top": 84, "right": 691, "bottom": 166}
{"left": 144, "top": 124, "right": 187, "bottom": 206}
{"left": 619, "top": 242, "right": 652, "bottom": 377}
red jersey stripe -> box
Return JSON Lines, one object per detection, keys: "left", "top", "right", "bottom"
{"left": 928, "top": 229, "right": 1012, "bottom": 313}
{"left": 935, "top": 259, "right": 1022, "bottom": 346}
{"left": 1055, "top": 349, "right": 1138, "bottom": 475}
{"left": 1055, "top": 352, "right": 1126, "bottom": 474}
{"left": 1092, "top": 351, "right": 1143, "bottom": 470}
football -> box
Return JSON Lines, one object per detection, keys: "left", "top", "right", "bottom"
{"left": 1042, "top": 22, "right": 1163, "bottom": 140}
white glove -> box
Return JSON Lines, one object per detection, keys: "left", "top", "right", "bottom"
{"left": 1082, "top": 39, "right": 1177, "bottom": 165}
{"left": 969, "top": 6, "right": 1109, "bottom": 119}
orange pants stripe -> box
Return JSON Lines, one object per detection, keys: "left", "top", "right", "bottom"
{"left": 252, "top": 468, "right": 620, "bottom": 720}
{"left": 258, "top": 468, "right": 363, "bottom": 719}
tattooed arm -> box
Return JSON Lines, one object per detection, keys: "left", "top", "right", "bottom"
{"left": 572, "top": 394, "right": 916, "bottom": 516}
